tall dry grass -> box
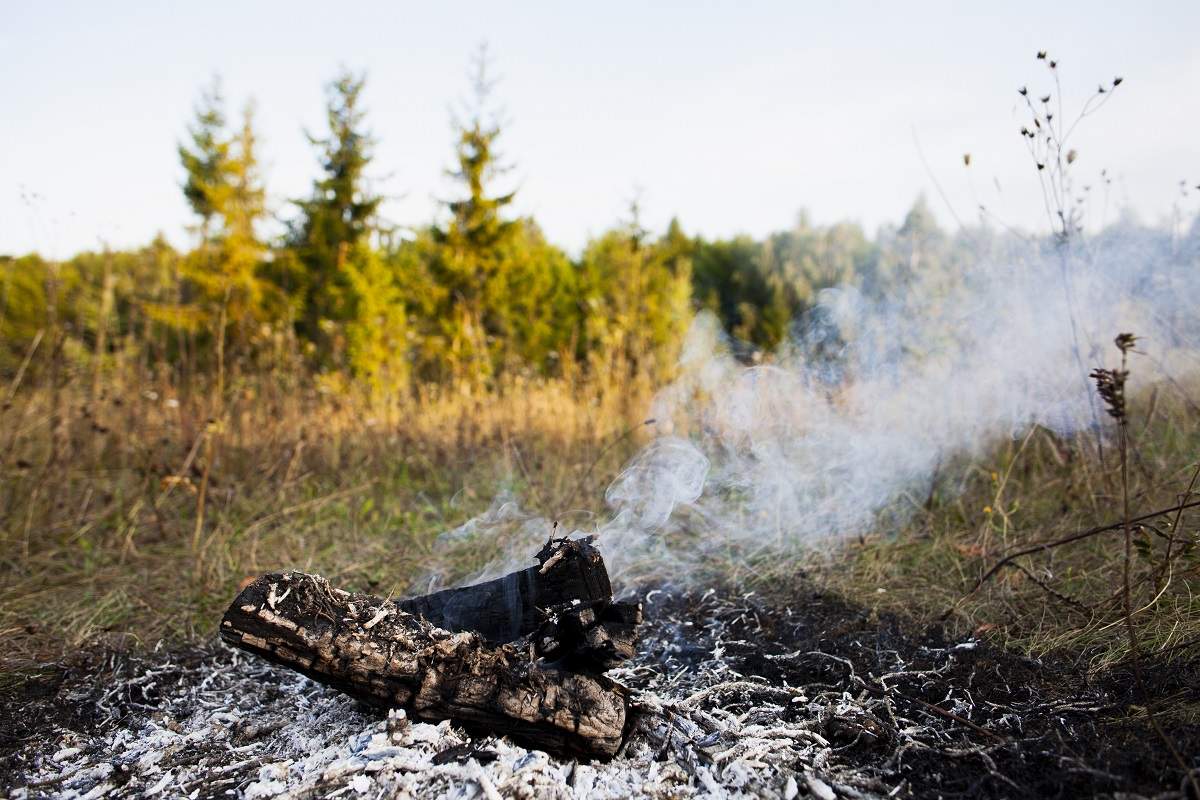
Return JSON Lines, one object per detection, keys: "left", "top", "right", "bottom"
{"left": 4, "top": 332, "right": 1200, "bottom": 694}
{"left": 0, "top": 352, "right": 655, "bottom": 669}
{"left": 814, "top": 376, "right": 1200, "bottom": 676}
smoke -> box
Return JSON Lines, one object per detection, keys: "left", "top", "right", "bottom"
{"left": 426, "top": 225, "right": 1200, "bottom": 590}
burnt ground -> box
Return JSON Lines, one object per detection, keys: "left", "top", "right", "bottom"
{"left": 2, "top": 583, "right": 1198, "bottom": 799}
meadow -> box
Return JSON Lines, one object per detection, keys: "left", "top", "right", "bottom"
{"left": 4, "top": 55, "right": 1200, "bottom": 784}
{"left": 4, "top": 333, "right": 1200, "bottom": 696}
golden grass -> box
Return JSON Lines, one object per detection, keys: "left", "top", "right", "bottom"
{"left": 3, "top": 356, "right": 1199, "bottom": 683}
{"left": 0, "top": 362, "right": 654, "bottom": 668}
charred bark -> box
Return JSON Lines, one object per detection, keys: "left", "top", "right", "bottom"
{"left": 220, "top": 541, "right": 641, "bottom": 759}
{"left": 394, "top": 537, "right": 612, "bottom": 643}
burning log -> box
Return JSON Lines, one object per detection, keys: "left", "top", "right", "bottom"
{"left": 220, "top": 539, "right": 641, "bottom": 758}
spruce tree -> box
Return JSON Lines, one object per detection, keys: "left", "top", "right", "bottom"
{"left": 287, "top": 70, "right": 382, "bottom": 354}
{"left": 171, "top": 84, "right": 272, "bottom": 353}
{"left": 431, "top": 45, "right": 519, "bottom": 381}
{"left": 178, "top": 78, "right": 230, "bottom": 250}
{"left": 209, "top": 103, "right": 271, "bottom": 337}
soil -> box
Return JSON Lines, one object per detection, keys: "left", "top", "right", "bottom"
{"left": 2, "top": 582, "right": 1197, "bottom": 799}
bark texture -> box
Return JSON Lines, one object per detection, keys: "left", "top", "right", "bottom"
{"left": 220, "top": 543, "right": 638, "bottom": 758}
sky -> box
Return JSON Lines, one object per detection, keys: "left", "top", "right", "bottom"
{"left": 2, "top": 1, "right": 1198, "bottom": 258}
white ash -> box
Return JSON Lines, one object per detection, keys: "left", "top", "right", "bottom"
{"left": 7, "top": 655, "right": 842, "bottom": 799}
{"left": 3, "top": 591, "right": 1132, "bottom": 799}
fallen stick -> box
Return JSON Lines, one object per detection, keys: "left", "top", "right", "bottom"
{"left": 962, "top": 497, "right": 1200, "bottom": 599}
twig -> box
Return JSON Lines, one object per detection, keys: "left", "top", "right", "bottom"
{"left": 1158, "top": 463, "right": 1200, "bottom": 590}
{"left": 1010, "top": 562, "right": 1091, "bottom": 613}
{"left": 555, "top": 418, "right": 655, "bottom": 513}
{"left": 898, "top": 692, "right": 1008, "bottom": 743}
{"left": 961, "top": 497, "right": 1200, "bottom": 600}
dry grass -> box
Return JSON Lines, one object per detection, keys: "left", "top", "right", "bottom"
{"left": 812, "top": 383, "right": 1200, "bottom": 674}
{"left": 3, "top": 354, "right": 1200, "bottom": 691}
{"left": 0, "top": 362, "right": 653, "bottom": 669}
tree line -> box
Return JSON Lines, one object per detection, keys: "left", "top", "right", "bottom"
{"left": 4, "top": 56, "right": 1194, "bottom": 396}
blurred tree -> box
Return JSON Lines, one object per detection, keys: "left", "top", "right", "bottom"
{"left": 0, "top": 254, "right": 56, "bottom": 374}
{"left": 286, "top": 69, "right": 383, "bottom": 358}
{"left": 344, "top": 245, "right": 410, "bottom": 397}
{"left": 190, "top": 104, "right": 275, "bottom": 337}
{"left": 492, "top": 218, "right": 578, "bottom": 374}
{"left": 422, "top": 45, "right": 576, "bottom": 382}
{"left": 693, "top": 235, "right": 792, "bottom": 354}
{"left": 870, "top": 195, "right": 946, "bottom": 294}
{"left": 158, "top": 84, "right": 276, "bottom": 363}
{"left": 178, "top": 78, "right": 229, "bottom": 251}
{"left": 428, "top": 45, "right": 519, "bottom": 382}
{"left": 691, "top": 212, "right": 879, "bottom": 358}
{"left": 576, "top": 212, "right": 693, "bottom": 380}
{"left": 773, "top": 215, "right": 874, "bottom": 299}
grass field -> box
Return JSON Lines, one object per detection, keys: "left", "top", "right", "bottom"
{"left": 0, "top": 365, "right": 653, "bottom": 667}
{"left": 3, "top": 356, "right": 1200, "bottom": 705}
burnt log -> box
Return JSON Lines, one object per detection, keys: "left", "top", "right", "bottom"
{"left": 394, "top": 537, "right": 612, "bottom": 643}
{"left": 532, "top": 599, "right": 642, "bottom": 671}
{"left": 220, "top": 542, "right": 641, "bottom": 758}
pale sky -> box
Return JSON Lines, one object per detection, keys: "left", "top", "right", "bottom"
{"left": 3, "top": 1, "right": 1198, "bottom": 258}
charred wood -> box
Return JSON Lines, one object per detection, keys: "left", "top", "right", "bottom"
{"left": 220, "top": 540, "right": 641, "bottom": 758}
{"left": 221, "top": 571, "right": 631, "bottom": 757}
{"left": 394, "top": 537, "right": 612, "bottom": 643}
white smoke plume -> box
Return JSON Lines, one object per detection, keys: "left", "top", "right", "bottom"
{"left": 428, "top": 226, "right": 1200, "bottom": 589}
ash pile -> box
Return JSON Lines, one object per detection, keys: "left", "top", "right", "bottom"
{"left": 4, "top": 540, "right": 1195, "bottom": 798}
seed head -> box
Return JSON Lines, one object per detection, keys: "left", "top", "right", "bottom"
{"left": 1090, "top": 367, "right": 1128, "bottom": 421}
{"left": 1037, "top": 50, "right": 1047, "bottom": 60}
{"left": 1113, "top": 76, "right": 1124, "bottom": 86}
{"left": 1114, "top": 332, "right": 1138, "bottom": 354}
{"left": 1091, "top": 333, "right": 1139, "bottom": 422}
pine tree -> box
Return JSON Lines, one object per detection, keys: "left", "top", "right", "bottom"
{"left": 168, "top": 84, "right": 273, "bottom": 354}
{"left": 178, "top": 78, "right": 230, "bottom": 251}
{"left": 430, "top": 45, "right": 519, "bottom": 381}
{"left": 287, "top": 69, "right": 382, "bottom": 355}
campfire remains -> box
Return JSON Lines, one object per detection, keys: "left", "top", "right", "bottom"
{"left": 220, "top": 538, "right": 641, "bottom": 758}
{"left": 10, "top": 585, "right": 1196, "bottom": 797}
